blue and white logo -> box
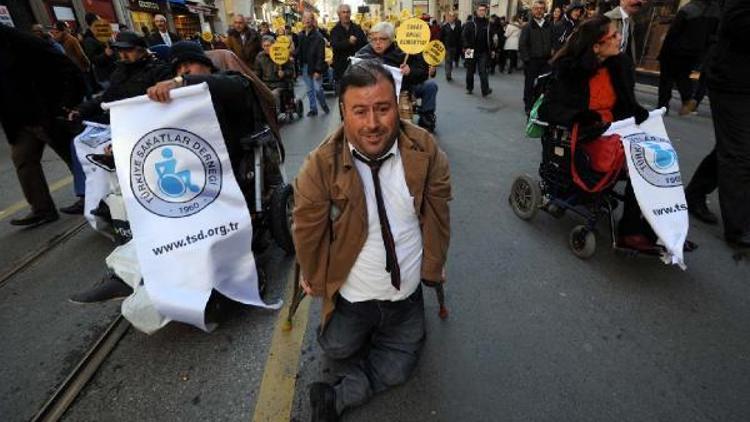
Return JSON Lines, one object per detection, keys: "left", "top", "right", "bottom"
{"left": 627, "top": 133, "right": 682, "bottom": 188}
{"left": 130, "top": 128, "right": 222, "bottom": 218}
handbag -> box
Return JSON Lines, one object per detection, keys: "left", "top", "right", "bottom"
{"left": 570, "top": 123, "right": 625, "bottom": 193}
{"left": 525, "top": 94, "right": 547, "bottom": 138}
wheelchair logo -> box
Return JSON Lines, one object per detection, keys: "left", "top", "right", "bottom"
{"left": 130, "top": 128, "right": 222, "bottom": 218}
{"left": 627, "top": 133, "right": 682, "bottom": 188}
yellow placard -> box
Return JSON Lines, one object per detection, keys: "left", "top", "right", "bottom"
{"left": 293, "top": 22, "right": 304, "bottom": 34}
{"left": 422, "top": 40, "right": 446, "bottom": 66}
{"left": 91, "top": 19, "right": 112, "bottom": 43}
{"left": 400, "top": 9, "right": 412, "bottom": 20}
{"left": 201, "top": 31, "right": 214, "bottom": 42}
{"left": 415, "top": 7, "right": 423, "bottom": 16}
{"left": 361, "top": 19, "right": 372, "bottom": 31}
{"left": 270, "top": 43, "right": 290, "bottom": 65}
{"left": 325, "top": 47, "right": 333, "bottom": 64}
{"left": 326, "top": 21, "right": 335, "bottom": 31}
{"left": 273, "top": 17, "right": 285, "bottom": 31}
{"left": 275, "top": 35, "right": 291, "bottom": 50}
{"left": 395, "top": 17, "right": 430, "bottom": 55}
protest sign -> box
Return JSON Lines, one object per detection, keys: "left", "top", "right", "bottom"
{"left": 270, "top": 43, "right": 290, "bottom": 64}
{"left": 423, "top": 40, "right": 446, "bottom": 66}
{"left": 395, "top": 17, "right": 430, "bottom": 55}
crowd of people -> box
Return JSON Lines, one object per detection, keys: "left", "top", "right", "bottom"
{"left": 1, "top": 0, "right": 749, "bottom": 420}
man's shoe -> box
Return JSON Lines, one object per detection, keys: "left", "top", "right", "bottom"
{"left": 417, "top": 113, "right": 436, "bottom": 132}
{"left": 309, "top": 382, "right": 337, "bottom": 422}
{"left": 69, "top": 274, "right": 133, "bottom": 304}
{"left": 726, "top": 233, "right": 750, "bottom": 248}
{"left": 482, "top": 88, "right": 493, "bottom": 97}
{"left": 322, "top": 104, "right": 330, "bottom": 114}
{"left": 10, "top": 211, "right": 59, "bottom": 227}
{"left": 687, "top": 197, "right": 719, "bottom": 225}
{"left": 466, "top": 90, "right": 473, "bottom": 95}
{"left": 60, "top": 198, "right": 85, "bottom": 215}
{"left": 307, "top": 110, "right": 318, "bottom": 117}
{"left": 679, "top": 99, "right": 698, "bottom": 116}
{"left": 446, "top": 75, "right": 452, "bottom": 81}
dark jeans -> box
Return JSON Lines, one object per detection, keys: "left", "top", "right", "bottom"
{"left": 686, "top": 149, "right": 717, "bottom": 199}
{"left": 444, "top": 47, "right": 459, "bottom": 78}
{"left": 709, "top": 89, "right": 750, "bottom": 241}
{"left": 466, "top": 51, "right": 490, "bottom": 95}
{"left": 318, "top": 287, "right": 426, "bottom": 415}
{"left": 657, "top": 55, "right": 696, "bottom": 110}
{"left": 10, "top": 125, "right": 73, "bottom": 213}
{"left": 524, "top": 58, "right": 551, "bottom": 112}
{"left": 505, "top": 50, "right": 518, "bottom": 73}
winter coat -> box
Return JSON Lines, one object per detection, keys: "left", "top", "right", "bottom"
{"left": 293, "top": 121, "right": 451, "bottom": 327}
{"left": 552, "top": 15, "right": 576, "bottom": 52}
{"left": 147, "top": 30, "right": 182, "bottom": 47}
{"left": 659, "top": 0, "right": 721, "bottom": 60}
{"left": 519, "top": 19, "right": 552, "bottom": 62}
{"left": 226, "top": 28, "right": 262, "bottom": 70}
{"left": 707, "top": 0, "right": 750, "bottom": 94}
{"left": 462, "top": 17, "right": 492, "bottom": 53}
{"left": 330, "top": 22, "right": 367, "bottom": 80}
{"left": 0, "top": 25, "right": 84, "bottom": 144}
{"left": 60, "top": 32, "right": 90, "bottom": 72}
{"left": 504, "top": 23, "right": 522, "bottom": 50}
{"left": 355, "top": 43, "right": 429, "bottom": 90}
{"left": 296, "top": 28, "right": 328, "bottom": 76}
{"left": 440, "top": 21, "right": 463, "bottom": 49}
{"left": 82, "top": 30, "right": 116, "bottom": 82}
{"left": 255, "top": 51, "right": 294, "bottom": 90}
{"left": 538, "top": 53, "right": 646, "bottom": 128}
{"left": 77, "top": 54, "right": 171, "bottom": 122}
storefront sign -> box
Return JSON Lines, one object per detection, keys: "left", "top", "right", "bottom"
{"left": 0, "top": 6, "right": 14, "bottom": 27}
{"left": 129, "top": 0, "right": 162, "bottom": 12}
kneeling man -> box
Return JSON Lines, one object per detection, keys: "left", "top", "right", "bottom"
{"left": 293, "top": 60, "right": 452, "bottom": 421}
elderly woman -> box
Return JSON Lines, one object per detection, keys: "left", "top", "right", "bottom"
{"left": 354, "top": 21, "right": 439, "bottom": 131}
{"left": 538, "top": 15, "right": 658, "bottom": 252}
{"left": 255, "top": 36, "right": 295, "bottom": 112}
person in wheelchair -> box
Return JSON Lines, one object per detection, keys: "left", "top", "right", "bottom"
{"left": 537, "top": 15, "right": 658, "bottom": 252}
{"left": 354, "top": 21, "right": 439, "bottom": 132}
{"left": 255, "top": 36, "right": 295, "bottom": 116}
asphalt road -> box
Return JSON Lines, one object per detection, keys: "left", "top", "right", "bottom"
{"left": 1, "top": 67, "right": 748, "bottom": 422}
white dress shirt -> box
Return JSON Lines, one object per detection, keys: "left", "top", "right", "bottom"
{"left": 160, "top": 31, "right": 172, "bottom": 46}
{"left": 339, "top": 140, "right": 423, "bottom": 303}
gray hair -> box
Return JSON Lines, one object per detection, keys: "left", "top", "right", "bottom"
{"left": 337, "top": 4, "right": 351, "bottom": 13}
{"left": 370, "top": 22, "right": 395, "bottom": 41}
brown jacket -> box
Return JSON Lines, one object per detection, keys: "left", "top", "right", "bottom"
{"left": 293, "top": 121, "right": 452, "bottom": 326}
{"left": 225, "top": 28, "right": 262, "bottom": 70}
{"left": 61, "top": 33, "right": 90, "bottom": 72}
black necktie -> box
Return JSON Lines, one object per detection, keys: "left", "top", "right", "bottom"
{"left": 352, "top": 149, "right": 401, "bottom": 290}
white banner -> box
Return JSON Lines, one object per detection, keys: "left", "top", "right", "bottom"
{"left": 605, "top": 109, "right": 688, "bottom": 269}
{"left": 103, "top": 83, "right": 280, "bottom": 331}
{"left": 74, "top": 122, "right": 113, "bottom": 233}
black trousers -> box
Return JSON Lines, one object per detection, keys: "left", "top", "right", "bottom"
{"left": 505, "top": 50, "right": 518, "bottom": 73}
{"left": 657, "top": 55, "right": 696, "bottom": 110}
{"left": 318, "top": 287, "right": 425, "bottom": 415}
{"left": 686, "top": 149, "right": 717, "bottom": 199}
{"left": 709, "top": 89, "right": 750, "bottom": 241}
{"left": 524, "top": 58, "right": 551, "bottom": 112}
{"left": 466, "top": 51, "right": 490, "bottom": 95}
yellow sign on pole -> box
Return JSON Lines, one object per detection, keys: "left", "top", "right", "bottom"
{"left": 270, "top": 43, "right": 290, "bottom": 65}
{"left": 400, "top": 9, "right": 412, "bottom": 20}
{"left": 91, "top": 19, "right": 112, "bottom": 43}
{"left": 361, "top": 19, "right": 372, "bottom": 32}
{"left": 324, "top": 47, "right": 333, "bottom": 64}
{"left": 273, "top": 17, "right": 286, "bottom": 31}
{"left": 422, "top": 40, "right": 446, "bottom": 66}
{"left": 395, "top": 17, "right": 430, "bottom": 55}
{"left": 201, "top": 31, "right": 214, "bottom": 43}
{"left": 275, "top": 35, "right": 291, "bottom": 51}
{"left": 293, "top": 22, "right": 304, "bottom": 34}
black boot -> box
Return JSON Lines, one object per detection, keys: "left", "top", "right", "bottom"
{"left": 60, "top": 197, "right": 85, "bottom": 215}
{"left": 686, "top": 195, "right": 718, "bottom": 225}
{"left": 309, "top": 382, "right": 338, "bottom": 422}
{"left": 69, "top": 273, "right": 133, "bottom": 304}
{"left": 417, "top": 112, "right": 436, "bottom": 132}
{"left": 10, "top": 210, "right": 59, "bottom": 227}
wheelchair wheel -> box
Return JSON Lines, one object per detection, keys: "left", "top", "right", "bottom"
{"left": 270, "top": 183, "right": 295, "bottom": 255}
{"left": 295, "top": 99, "right": 303, "bottom": 118}
{"left": 569, "top": 225, "right": 596, "bottom": 259}
{"left": 509, "top": 174, "right": 541, "bottom": 220}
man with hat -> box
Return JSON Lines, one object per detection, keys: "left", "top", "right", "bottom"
{"left": 67, "top": 31, "right": 171, "bottom": 304}
{"left": 70, "top": 31, "right": 171, "bottom": 124}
